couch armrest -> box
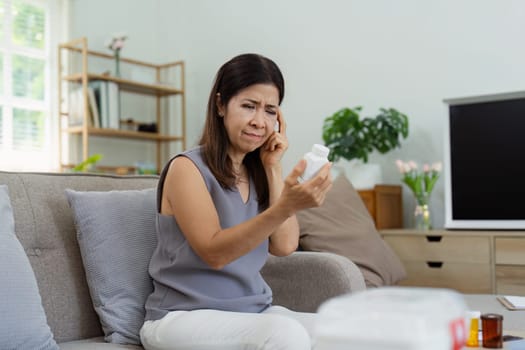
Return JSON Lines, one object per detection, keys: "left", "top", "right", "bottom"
{"left": 261, "top": 251, "right": 366, "bottom": 312}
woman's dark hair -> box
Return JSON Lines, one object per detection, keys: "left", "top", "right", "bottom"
{"left": 199, "top": 53, "right": 285, "bottom": 209}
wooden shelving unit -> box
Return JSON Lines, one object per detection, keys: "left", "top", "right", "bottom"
{"left": 58, "top": 37, "right": 186, "bottom": 173}
{"left": 63, "top": 126, "right": 184, "bottom": 141}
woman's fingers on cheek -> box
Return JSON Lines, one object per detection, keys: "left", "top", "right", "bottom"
{"left": 274, "top": 137, "right": 285, "bottom": 151}
{"left": 266, "top": 135, "right": 277, "bottom": 149}
{"left": 270, "top": 139, "right": 278, "bottom": 151}
{"left": 281, "top": 135, "right": 289, "bottom": 147}
{"left": 267, "top": 137, "right": 277, "bottom": 150}
{"left": 270, "top": 138, "right": 280, "bottom": 151}
{"left": 273, "top": 132, "right": 285, "bottom": 142}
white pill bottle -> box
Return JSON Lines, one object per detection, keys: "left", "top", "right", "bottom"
{"left": 300, "top": 144, "right": 330, "bottom": 182}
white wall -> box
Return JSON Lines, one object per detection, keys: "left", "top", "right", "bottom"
{"left": 70, "top": 0, "right": 525, "bottom": 228}
{"left": 68, "top": 0, "right": 161, "bottom": 167}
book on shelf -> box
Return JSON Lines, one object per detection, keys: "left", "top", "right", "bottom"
{"left": 67, "top": 88, "right": 82, "bottom": 126}
{"left": 87, "top": 87, "right": 100, "bottom": 128}
{"left": 68, "top": 87, "right": 101, "bottom": 128}
{"left": 98, "top": 81, "right": 109, "bottom": 128}
{"left": 497, "top": 295, "right": 525, "bottom": 310}
{"left": 106, "top": 81, "right": 120, "bottom": 129}
{"left": 88, "top": 80, "right": 120, "bottom": 129}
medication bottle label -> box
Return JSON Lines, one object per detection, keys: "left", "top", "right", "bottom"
{"left": 449, "top": 317, "right": 466, "bottom": 350}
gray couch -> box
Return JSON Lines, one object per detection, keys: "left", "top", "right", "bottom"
{"left": 0, "top": 171, "right": 366, "bottom": 349}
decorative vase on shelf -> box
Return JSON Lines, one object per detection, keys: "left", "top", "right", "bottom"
{"left": 105, "top": 33, "right": 127, "bottom": 78}
{"left": 114, "top": 50, "right": 121, "bottom": 78}
{"left": 413, "top": 193, "right": 431, "bottom": 231}
{"left": 395, "top": 160, "right": 442, "bottom": 231}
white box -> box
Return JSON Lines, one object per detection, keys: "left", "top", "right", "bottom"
{"left": 315, "top": 287, "right": 468, "bottom": 350}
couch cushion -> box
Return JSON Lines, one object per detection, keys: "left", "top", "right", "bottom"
{"left": 66, "top": 188, "right": 157, "bottom": 345}
{"left": 59, "top": 336, "right": 143, "bottom": 349}
{"left": 297, "top": 174, "right": 406, "bottom": 287}
{"left": 0, "top": 171, "right": 158, "bottom": 343}
{"left": 0, "top": 184, "right": 59, "bottom": 350}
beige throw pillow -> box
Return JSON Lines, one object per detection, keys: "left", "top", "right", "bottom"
{"left": 297, "top": 174, "right": 406, "bottom": 287}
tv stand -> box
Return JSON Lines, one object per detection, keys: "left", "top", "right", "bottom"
{"left": 380, "top": 229, "right": 525, "bottom": 295}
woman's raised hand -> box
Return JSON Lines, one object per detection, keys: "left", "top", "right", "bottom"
{"left": 277, "top": 159, "right": 333, "bottom": 216}
{"left": 260, "top": 109, "right": 288, "bottom": 169}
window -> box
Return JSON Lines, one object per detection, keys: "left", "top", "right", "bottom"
{"left": 0, "top": 0, "right": 65, "bottom": 171}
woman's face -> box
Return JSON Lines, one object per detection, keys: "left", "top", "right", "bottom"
{"left": 218, "top": 83, "right": 279, "bottom": 157}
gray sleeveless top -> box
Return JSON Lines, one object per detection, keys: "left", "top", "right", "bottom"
{"left": 144, "top": 147, "right": 272, "bottom": 321}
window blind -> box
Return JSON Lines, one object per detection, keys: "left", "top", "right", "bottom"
{"left": 0, "top": 0, "right": 61, "bottom": 170}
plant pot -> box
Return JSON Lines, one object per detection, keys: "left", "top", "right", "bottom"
{"left": 330, "top": 163, "right": 346, "bottom": 179}
{"left": 338, "top": 159, "right": 383, "bottom": 189}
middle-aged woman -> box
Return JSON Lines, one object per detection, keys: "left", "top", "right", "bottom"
{"left": 141, "top": 53, "right": 333, "bottom": 350}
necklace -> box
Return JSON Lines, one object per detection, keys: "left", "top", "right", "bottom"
{"left": 235, "top": 175, "right": 248, "bottom": 185}
{"left": 233, "top": 164, "right": 248, "bottom": 185}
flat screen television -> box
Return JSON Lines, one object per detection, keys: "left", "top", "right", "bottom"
{"left": 444, "top": 91, "right": 525, "bottom": 229}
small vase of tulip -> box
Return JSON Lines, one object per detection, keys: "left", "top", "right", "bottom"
{"left": 396, "top": 160, "right": 442, "bottom": 231}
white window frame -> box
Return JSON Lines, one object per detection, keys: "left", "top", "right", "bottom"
{"left": 0, "top": 0, "right": 68, "bottom": 171}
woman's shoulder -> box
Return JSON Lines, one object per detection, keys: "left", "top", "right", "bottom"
{"left": 164, "top": 147, "right": 217, "bottom": 195}
{"left": 159, "top": 146, "right": 203, "bottom": 182}
{"left": 178, "top": 146, "right": 205, "bottom": 168}
{"left": 165, "top": 146, "right": 202, "bottom": 168}
{"left": 182, "top": 146, "right": 202, "bottom": 157}
{"left": 167, "top": 146, "right": 211, "bottom": 181}
{"left": 165, "top": 146, "right": 201, "bottom": 171}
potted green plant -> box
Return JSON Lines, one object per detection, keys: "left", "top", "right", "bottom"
{"left": 322, "top": 106, "right": 409, "bottom": 163}
{"left": 322, "top": 106, "right": 409, "bottom": 188}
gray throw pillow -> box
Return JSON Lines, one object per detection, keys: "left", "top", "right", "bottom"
{"left": 0, "top": 185, "right": 59, "bottom": 350}
{"left": 65, "top": 188, "right": 157, "bottom": 345}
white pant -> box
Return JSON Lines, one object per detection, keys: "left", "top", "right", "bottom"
{"left": 140, "top": 305, "right": 317, "bottom": 350}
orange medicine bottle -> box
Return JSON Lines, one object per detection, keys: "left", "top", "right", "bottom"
{"left": 466, "top": 311, "right": 481, "bottom": 347}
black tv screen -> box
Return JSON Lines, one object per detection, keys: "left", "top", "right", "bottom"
{"left": 444, "top": 91, "right": 525, "bottom": 229}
